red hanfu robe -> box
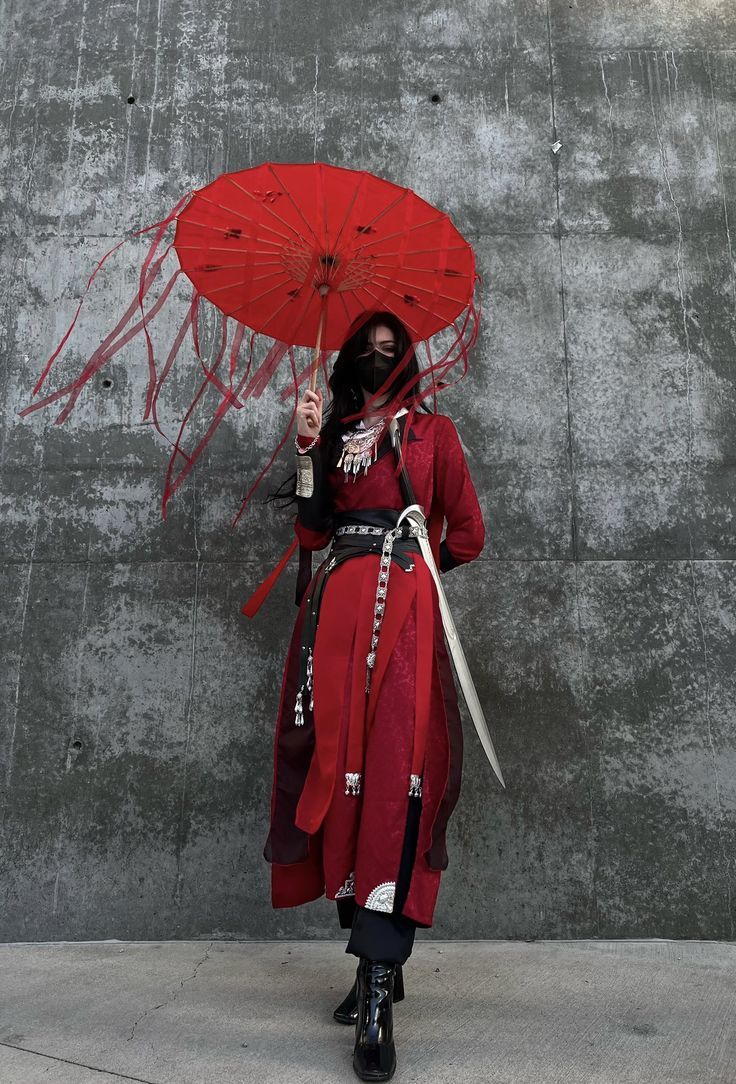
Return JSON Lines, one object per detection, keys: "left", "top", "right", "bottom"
{"left": 262, "top": 410, "right": 486, "bottom": 928}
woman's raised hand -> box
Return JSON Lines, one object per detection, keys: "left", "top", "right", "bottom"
{"left": 296, "top": 388, "right": 323, "bottom": 437}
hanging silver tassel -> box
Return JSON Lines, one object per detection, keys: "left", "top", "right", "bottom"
{"left": 306, "top": 647, "right": 314, "bottom": 710}
{"left": 294, "top": 688, "right": 305, "bottom": 727}
{"left": 345, "top": 771, "right": 362, "bottom": 796}
{"left": 408, "top": 774, "right": 422, "bottom": 798}
{"left": 363, "top": 441, "right": 378, "bottom": 475}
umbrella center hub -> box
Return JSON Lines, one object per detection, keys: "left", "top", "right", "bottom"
{"left": 278, "top": 239, "right": 375, "bottom": 294}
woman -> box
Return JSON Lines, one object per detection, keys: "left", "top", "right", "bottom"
{"left": 263, "top": 310, "right": 485, "bottom": 1081}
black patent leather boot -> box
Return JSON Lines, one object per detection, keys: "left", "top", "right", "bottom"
{"left": 334, "top": 962, "right": 404, "bottom": 1024}
{"left": 352, "top": 957, "right": 397, "bottom": 1081}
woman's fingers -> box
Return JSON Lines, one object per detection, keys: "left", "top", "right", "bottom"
{"left": 297, "top": 402, "right": 321, "bottom": 429}
{"left": 296, "top": 387, "right": 322, "bottom": 435}
{"left": 299, "top": 391, "right": 322, "bottom": 419}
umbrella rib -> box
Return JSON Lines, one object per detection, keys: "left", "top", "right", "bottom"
{"left": 221, "top": 175, "right": 319, "bottom": 250}
{"left": 204, "top": 272, "right": 293, "bottom": 297}
{"left": 351, "top": 282, "right": 422, "bottom": 337}
{"left": 368, "top": 271, "right": 466, "bottom": 305}
{"left": 176, "top": 215, "right": 284, "bottom": 249}
{"left": 348, "top": 214, "right": 451, "bottom": 255}
{"left": 178, "top": 259, "right": 292, "bottom": 276}
{"left": 229, "top": 277, "right": 316, "bottom": 334}
{"left": 368, "top": 270, "right": 466, "bottom": 290}
{"left": 339, "top": 187, "right": 412, "bottom": 247}
{"left": 372, "top": 245, "right": 469, "bottom": 258}
{"left": 192, "top": 192, "right": 296, "bottom": 246}
{"left": 224, "top": 275, "right": 301, "bottom": 308}
{"left": 175, "top": 248, "right": 286, "bottom": 262}
{"left": 334, "top": 283, "right": 357, "bottom": 329}
{"left": 320, "top": 164, "right": 330, "bottom": 272}
{"left": 329, "top": 171, "right": 369, "bottom": 272}
{"left": 263, "top": 163, "right": 324, "bottom": 252}
{"left": 368, "top": 260, "right": 467, "bottom": 274}
{"left": 320, "top": 165, "right": 351, "bottom": 289}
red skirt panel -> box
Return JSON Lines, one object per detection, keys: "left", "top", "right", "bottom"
{"left": 265, "top": 548, "right": 463, "bottom": 928}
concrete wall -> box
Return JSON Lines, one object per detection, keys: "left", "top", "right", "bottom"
{"left": 1, "top": 1, "right": 734, "bottom": 942}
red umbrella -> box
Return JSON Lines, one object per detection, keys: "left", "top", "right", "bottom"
{"left": 17, "top": 161, "right": 481, "bottom": 526}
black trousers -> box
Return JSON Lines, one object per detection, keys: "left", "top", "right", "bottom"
{"left": 335, "top": 795, "right": 423, "bottom": 965}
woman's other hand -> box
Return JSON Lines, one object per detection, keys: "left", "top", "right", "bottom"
{"left": 296, "top": 388, "right": 323, "bottom": 436}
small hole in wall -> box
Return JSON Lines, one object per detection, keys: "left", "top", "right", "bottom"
{"left": 71, "top": 739, "right": 83, "bottom": 751}
{"left": 102, "top": 377, "right": 113, "bottom": 389}
{"left": 430, "top": 93, "right": 442, "bottom": 104}
{"left": 127, "top": 94, "right": 136, "bottom": 105}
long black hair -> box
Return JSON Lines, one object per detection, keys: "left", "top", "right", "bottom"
{"left": 266, "top": 309, "right": 434, "bottom": 508}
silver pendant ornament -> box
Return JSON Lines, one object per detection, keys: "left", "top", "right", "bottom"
{"left": 336, "top": 421, "right": 385, "bottom": 481}
{"left": 345, "top": 771, "right": 362, "bottom": 796}
{"left": 294, "top": 646, "right": 314, "bottom": 726}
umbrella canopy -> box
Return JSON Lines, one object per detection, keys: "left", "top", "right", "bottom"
{"left": 17, "top": 161, "right": 482, "bottom": 524}
{"left": 174, "top": 161, "right": 476, "bottom": 351}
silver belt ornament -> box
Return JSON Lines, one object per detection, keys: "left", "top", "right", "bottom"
{"left": 335, "top": 523, "right": 422, "bottom": 537}
{"left": 332, "top": 521, "right": 423, "bottom": 699}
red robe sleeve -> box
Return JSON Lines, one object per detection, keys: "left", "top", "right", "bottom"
{"left": 295, "top": 519, "right": 333, "bottom": 551}
{"left": 433, "top": 415, "right": 486, "bottom": 569}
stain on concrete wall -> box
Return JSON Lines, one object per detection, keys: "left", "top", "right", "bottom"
{"left": 1, "top": 1, "right": 735, "bottom": 940}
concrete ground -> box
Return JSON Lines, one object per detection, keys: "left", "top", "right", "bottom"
{"left": 0, "top": 939, "right": 734, "bottom": 1083}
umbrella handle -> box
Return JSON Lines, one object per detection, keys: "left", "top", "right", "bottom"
{"left": 308, "top": 287, "right": 330, "bottom": 394}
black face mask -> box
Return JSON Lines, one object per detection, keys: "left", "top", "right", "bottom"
{"left": 356, "top": 348, "right": 399, "bottom": 395}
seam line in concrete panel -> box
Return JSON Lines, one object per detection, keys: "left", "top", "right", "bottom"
{"left": 0, "top": 1039, "right": 156, "bottom": 1083}
{"left": 546, "top": 0, "right": 598, "bottom": 937}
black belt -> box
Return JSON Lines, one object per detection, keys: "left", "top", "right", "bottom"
{"left": 292, "top": 508, "right": 423, "bottom": 727}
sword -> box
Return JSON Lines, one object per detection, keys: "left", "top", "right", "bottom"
{"left": 388, "top": 421, "right": 505, "bottom": 788}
